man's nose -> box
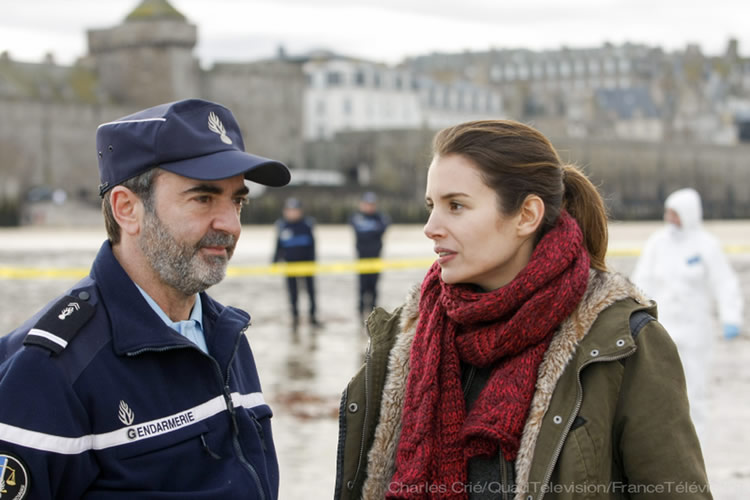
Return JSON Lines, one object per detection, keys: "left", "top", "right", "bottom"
{"left": 212, "top": 200, "right": 242, "bottom": 236}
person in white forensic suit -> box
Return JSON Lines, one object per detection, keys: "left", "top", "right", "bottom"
{"left": 631, "top": 187, "right": 744, "bottom": 444}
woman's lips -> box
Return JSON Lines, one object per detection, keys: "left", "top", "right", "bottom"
{"left": 435, "top": 248, "right": 456, "bottom": 265}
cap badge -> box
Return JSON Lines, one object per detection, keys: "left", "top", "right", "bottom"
{"left": 208, "top": 111, "right": 232, "bottom": 145}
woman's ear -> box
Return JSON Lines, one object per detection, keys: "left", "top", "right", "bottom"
{"left": 517, "top": 194, "right": 545, "bottom": 237}
{"left": 110, "top": 186, "right": 143, "bottom": 237}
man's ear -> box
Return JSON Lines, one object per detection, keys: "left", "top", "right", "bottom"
{"left": 517, "top": 194, "right": 545, "bottom": 237}
{"left": 110, "top": 186, "right": 143, "bottom": 237}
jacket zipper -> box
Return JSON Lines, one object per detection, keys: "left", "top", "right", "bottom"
{"left": 222, "top": 382, "right": 267, "bottom": 500}
{"left": 217, "top": 325, "right": 268, "bottom": 500}
{"left": 127, "top": 323, "right": 267, "bottom": 500}
{"left": 350, "top": 335, "right": 372, "bottom": 490}
{"left": 535, "top": 347, "right": 636, "bottom": 500}
{"left": 462, "top": 365, "right": 476, "bottom": 397}
{"left": 499, "top": 456, "right": 509, "bottom": 500}
{"left": 333, "top": 387, "right": 350, "bottom": 500}
{"left": 251, "top": 415, "right": 268, "bottom": 452}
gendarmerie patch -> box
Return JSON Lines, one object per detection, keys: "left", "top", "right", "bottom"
{"left": 23, "top": 295, "right": 95, "bottom": 355}
{"left": 0, "top": 452, "right": 30, "bottom": 499}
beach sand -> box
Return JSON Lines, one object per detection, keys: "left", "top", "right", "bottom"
{"left": 1, "top": 222, "right": 748, "bottom": 499}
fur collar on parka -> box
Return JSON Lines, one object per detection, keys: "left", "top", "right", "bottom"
{"left": 361, "top": 269, "right": 649, "bottom": 499}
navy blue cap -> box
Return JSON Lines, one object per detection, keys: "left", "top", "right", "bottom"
{"left": 361, "top": 191, "right": 377, "bottom": 203}
{"left": 284, "top": 197, "right": 302, "bottom": 209}
{"left": 96, "top": 99, "right": 291, "bottom": 195}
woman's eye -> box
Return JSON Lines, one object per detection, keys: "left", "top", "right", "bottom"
{"left": 449, "top": 202, "right": 463, "bottom": 211}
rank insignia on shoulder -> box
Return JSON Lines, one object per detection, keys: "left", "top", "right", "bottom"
{"left": 23, "top": 294, "right": 95, "bottom": 355}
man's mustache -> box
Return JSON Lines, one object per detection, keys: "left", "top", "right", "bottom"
{"left": 197, "top": 232, "right": 236, "bottom": 252}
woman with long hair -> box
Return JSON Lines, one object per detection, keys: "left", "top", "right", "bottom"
{"left": 334, "top": 120, "right": 711, "bottom": 499}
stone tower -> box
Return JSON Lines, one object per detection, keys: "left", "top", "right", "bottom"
{"left": 87, "top": 0, "right": 200, "bottom": 107}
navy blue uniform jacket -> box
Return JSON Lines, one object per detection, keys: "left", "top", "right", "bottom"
{"left": 350, "top": 212, "right": 389, "bottom": 259}
{"left": 0, "top": 242, "right": 278, "bottom": 499}
{"left": 273, "top": 217, "right": 315, "bottom": 263}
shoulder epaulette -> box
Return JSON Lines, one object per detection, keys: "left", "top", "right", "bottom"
{"left": 23, "top": 294, "right": 95, "bottom": 355}
{"left": 629, "top": 310, "right": 655, "bottom": 340}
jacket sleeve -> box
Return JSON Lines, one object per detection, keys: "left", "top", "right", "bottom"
{"left": 272, "top": 221, "right": 283, "bottom": 263}
{"left": 380, "top": 213, "right": 391, "bottom": 232}
{"left": 614, "top": 319, "right": 712, "bottom": 499}
{"left": 703, "top": 235, "right": 744, "bottom": 328}
{"left": 630, "top": 234, "right": 658, "bottom": 296}
{"left": 0, "top": 349, "right": 99, "bottom": 499}
{"left": 307, "top": 217, "right": 316, "bottom": 261}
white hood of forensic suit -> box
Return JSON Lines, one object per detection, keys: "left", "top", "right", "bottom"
{"left": 664, "top": 188, "right": 702, "bottom": 232}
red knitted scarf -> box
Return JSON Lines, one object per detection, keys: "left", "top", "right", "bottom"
{"left": 387, "top": 211, "right": 590, "bottom": 499}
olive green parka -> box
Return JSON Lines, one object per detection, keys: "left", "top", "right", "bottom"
{"left": 334, "top": 270, "right": 712, "bottom": 500}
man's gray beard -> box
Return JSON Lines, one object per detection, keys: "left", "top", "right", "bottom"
{"left": 138, "top": 209, "right": 236, "bottom": 296}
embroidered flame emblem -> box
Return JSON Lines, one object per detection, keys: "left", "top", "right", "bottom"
{"left": 208, "top": 111, "right": 232, "bottom": 144}
{"left": 58, "top": 302, "right": 80, "bottom": 320}
{"left": 118, "top": 400, "right": 135, "bottom": 426}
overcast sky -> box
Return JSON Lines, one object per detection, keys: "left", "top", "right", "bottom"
{"left": 1, "top": 0, "right": 749, "bottom": 68}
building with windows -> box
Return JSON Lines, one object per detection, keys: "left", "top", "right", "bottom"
{"left": 302, "top": 52, "right": 503, "bottom": 140}
{"left": 406, "top": 41, "right": 750, "bottom": 143}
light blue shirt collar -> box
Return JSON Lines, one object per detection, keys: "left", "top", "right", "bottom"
{"left": 135, "top": 284, "right": 208, "bottom": 354}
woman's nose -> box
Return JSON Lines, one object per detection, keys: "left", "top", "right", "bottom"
{"left": 423, "top": 211, "right": 443, "bottom": 240}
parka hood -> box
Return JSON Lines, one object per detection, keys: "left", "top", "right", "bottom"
{"left": 665, "top": 188, "right": 703, "bottom": 231}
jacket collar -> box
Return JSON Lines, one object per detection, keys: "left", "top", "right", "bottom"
{"left": 90, "top": 241, "right": 250, "bottom": 357}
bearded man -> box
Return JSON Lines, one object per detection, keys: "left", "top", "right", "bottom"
{"left": 0, "top": 99, "right": 290, "bottom": 499}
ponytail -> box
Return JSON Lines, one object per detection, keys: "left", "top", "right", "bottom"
{"left": 561, "top": 164, "right": 608, "bottom": 271}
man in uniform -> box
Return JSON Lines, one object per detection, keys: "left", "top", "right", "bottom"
{"left": 273, "top": 198, "right": 320, "bottom": 328}
{"left": 350, "top": 192, "right": 390, "bottom": 318}
{"left": 0, "top": 99, "right": 289, "bottom": 499}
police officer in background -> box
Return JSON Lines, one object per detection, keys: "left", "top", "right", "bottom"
{"left": 350, "top": 192, "right": 390, "bottom": 318}
{"left": 273, "top": 197, "right": 320, "bottom": 328}
{"left": 0, "top": 99, "right": 289, "bottom": 499}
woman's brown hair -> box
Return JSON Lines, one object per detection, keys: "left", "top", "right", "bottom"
{"left": 432, "top": 120, "right": 608, "bottom": 271}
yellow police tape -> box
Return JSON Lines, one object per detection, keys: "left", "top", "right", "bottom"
{"left": 1, "top": 246, "right": 749, "bottom": 280}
